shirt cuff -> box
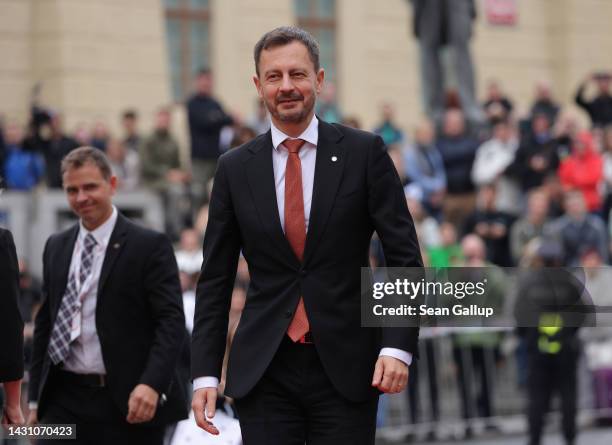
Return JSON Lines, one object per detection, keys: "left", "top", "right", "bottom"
{"left": 28, "top": 401, "right": 38, "bottom": 410}
{"left": 193, "top": 376, "right": 219, "bottom": 392}
{"left": 379, "top": 348, "right": 413, "bottom": 366}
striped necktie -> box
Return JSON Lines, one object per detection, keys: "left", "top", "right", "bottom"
{"left": 48, "top": 233, "right": 97, "bottom": 364}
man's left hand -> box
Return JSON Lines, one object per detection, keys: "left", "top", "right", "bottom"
{"left": 127, "top": 384, "right": 159, "bottom": 424}
{"left": 371, "top": 356, "right": 409, "bottom": 394}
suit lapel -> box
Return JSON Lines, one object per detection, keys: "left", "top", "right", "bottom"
{"left": 245, "top": 132, "right": 300, "bottom": 268}
{"left": 303, "top": 121, "right": 346, "bottom": 264}
{"left": 97, "top": 213, "right": 128, "bottom": 296}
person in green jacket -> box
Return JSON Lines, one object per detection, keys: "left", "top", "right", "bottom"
{"left": 140, "top": 107, "right": 191, "bottom": 239}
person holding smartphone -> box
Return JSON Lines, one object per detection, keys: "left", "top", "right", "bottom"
{"left": 575, "top": 72, "right": 612, "bottom": 128}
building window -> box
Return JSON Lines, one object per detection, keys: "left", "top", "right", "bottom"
{"left": 165, "top": 0, "right": 210, "bottom": 101}
{"left": 294, "top": 0, "right": 337, "bottom": 84}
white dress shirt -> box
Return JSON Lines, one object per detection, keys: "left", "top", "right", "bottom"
{"left": 193, "top": 116, "right": 411, "bottom": 391}
{"left": 62, "top": 206, "right": 118, "bottom": 374}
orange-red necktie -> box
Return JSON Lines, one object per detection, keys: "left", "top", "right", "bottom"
{"left": 283, "top": 138, "right": 310, "bottom": 342}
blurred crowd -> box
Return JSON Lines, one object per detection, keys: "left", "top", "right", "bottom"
{"left": 2, "top": 71, "right": 612, "bottom": 271}
{"left": 2, "top": 66, "right": 612, "bottom": 443}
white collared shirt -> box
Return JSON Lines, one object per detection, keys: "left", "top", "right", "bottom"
{"left": 62, "top": 206, "right": 118, "bottom": 374}
{"left": 193, "top": 116, "right": 411, "bottom": 391}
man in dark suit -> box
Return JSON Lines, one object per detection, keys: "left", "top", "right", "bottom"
{"left": 410, "top": 0, "right": 481, "bottom": 124}
{"left": 0, "top": 227, "right": 25, "bottom": 424}
{"left": 28, "top": 147, "right": 187, "bottom": 444}
{"left": 191, "top": 26, "right": 422, "bottom": 444}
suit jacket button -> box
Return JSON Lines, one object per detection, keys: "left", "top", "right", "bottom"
{"left": 285, "top": 311, "right": 293, "bottom": 318}
{"left": 299, "top": 269, "right": 307, "bottom": 277}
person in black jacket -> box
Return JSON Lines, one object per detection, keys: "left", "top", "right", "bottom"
{"left": 482, "top": 79, "right": 514, "bottom": 125}
{"left": 511, "top": 113, "right": 560, "bottom": 192}
{"left": 515, "top": 241, "right": 590, "bottom": 445}
{"left": 529, "top": 80, "right": 560, "bottom": 125}
{"left": 28, "top": 147, "right": 187, "bottom": 444}
{"left": 0, "top": 227, "right": 25, "bottom": 425}
{"left": 436, "top": 109, "right": 480, "bottom": 226}
{"left": 191, "top": 26, "right": 422, "bottom": 444}
{"left": 575, "top": 72, "right": 612, "bottom": 128}
{"left": 187, "top": 69, "right": 233, "bottom": 207}
{"left": 463, "top": 185, "right": 514, "bottom": 266}
{"left": 42, "top": 114, "right": 79, "bottom": 189}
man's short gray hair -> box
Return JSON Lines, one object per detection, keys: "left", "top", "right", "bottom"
{"left": 61, "top": 146, "right": 112, "bottom": 181}
{"left": 254, "top": 26, "right": 320, "bottom": 76}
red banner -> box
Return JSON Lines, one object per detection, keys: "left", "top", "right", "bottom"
{"left": 485, "top": 0, "right": 518, "bottom": 26}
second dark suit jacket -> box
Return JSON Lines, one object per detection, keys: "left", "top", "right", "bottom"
{"left": 192, "top": 120, "right": 422, "bottom": 402}
{"left": 29, "top": 213, "right": 188, "bottom": 426}
{"left": 0, "top": 228, "right": 24, "bottom": 382}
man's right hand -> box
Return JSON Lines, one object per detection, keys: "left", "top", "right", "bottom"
{"left": 2, "top": 404, "right": 24, "bottom": 425}
{"left": 192, "top": 388, "right": 219, "bottom": 435}
{"left": 26, "top": 409, "right": 37, "bottom": 425}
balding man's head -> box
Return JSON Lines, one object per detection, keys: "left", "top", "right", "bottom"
{"left": 414, "top": 119, "right": 434, "bottom": 145}
{"left": 535, "top": 79, "right": 552, "bottom": 99}
{"left": 461, "top": 234, "right": 486, "bottom": 263}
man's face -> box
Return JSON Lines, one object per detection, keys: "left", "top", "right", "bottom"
{"left": 5, "top": 123, "right": 23, "bottom": 146}
{"left": 565, "top": 193, "right": 586, "bottom": 219}
{"left": 92, "top": 122, "right": 108, "bottom": 139}
{"left": 180, "top": 229, "right": 200, "bottom": 252}
{"left": 532, "top": 115, "right": 550, "bottom": 134}
{"left": 122, "top": 116, "right": 137, "bottom": 135}
{"left": 528, "top": 193, "right": 549, "bottom": 220}
{"left": 494, "top": 124, "right": 511, "bottom": 142}
{"left": 415, "top": 121, "right": 434, "bottom": 145}
{"left": 155, "top": 111, "right": 171, "bottom": 131}
{"left": 487, "top": 82, "right": 501, "bottom": 100}
{"left": 381, "top": 103, "right": 394, "bottom": 122}
{"left": 196, "top": 73, "right": 213, "bottom": 95}
{"left": 461, "top": 236, "right": 485, "bottom": 263}
{"left": 596, "top": 77, "right": 611, "bottom": 94}
{"left": 106, "top": 139, "right": 125, "bottom": 162}
{"left": 254, "top": 41, "right": 323, "bottom": 127}
{"left": 479, "top": 186, "right": 496, "bottom": 209}
{"left": 443, "top": 110, "right": 465, "bottom": 137}
{"left": 63, "top": 162, "right": 117, "bottom": 230}
{"left": 51, "top": 115, "right": 64, "bottom": 133}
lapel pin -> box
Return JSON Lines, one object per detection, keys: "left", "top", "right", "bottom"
{"left": 113, "top": 243, "right": 120, "bottom": 249}
{"left": 331, "top": 156, "right": 338, "bottom": 162}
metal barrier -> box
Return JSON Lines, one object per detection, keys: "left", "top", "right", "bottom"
{"left": 377, "top": 327, "right": 608, "bottom": 442}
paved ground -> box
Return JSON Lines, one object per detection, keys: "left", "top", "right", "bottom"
{"left": 435, "top": 427, "right": 612, "bottom": 445}
{"left": 377, "top": 426, "right": 612, "bottom": 445}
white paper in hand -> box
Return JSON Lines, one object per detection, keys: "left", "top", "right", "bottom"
{"left": 170, "top": 410, "right": 242, "bottom": 445}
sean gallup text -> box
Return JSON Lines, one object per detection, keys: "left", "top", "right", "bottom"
{"left": 372, "top": 304, "right": 495, "bottom": 318}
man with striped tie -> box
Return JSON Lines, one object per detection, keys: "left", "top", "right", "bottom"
{"left": 28, "top": 147, "right": 187, "bottom": 444}
{"left": 191, "top": 26, "right": 422, "bottom": 444}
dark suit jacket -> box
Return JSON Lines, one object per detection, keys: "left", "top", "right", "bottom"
{"left": 29, "top": 213, "right": 188, "bottom": 425}
{"left": 0, "top": 228, "right": 24, "bottom": 382}
{"left": 192, "top": 120, "right": 422, "bottom": 402}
